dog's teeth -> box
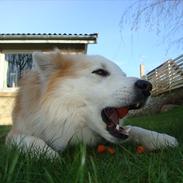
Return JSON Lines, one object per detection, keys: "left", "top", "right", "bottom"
{"left": 116, "top": 124, "right": 120, "bottom": 130}
{"left": 125, "top": 127, "right": 131, "bottom": 133}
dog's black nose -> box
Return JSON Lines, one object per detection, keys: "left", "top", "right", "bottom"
{"left": 135, "top": 80, "right": 152, "bottom": 96}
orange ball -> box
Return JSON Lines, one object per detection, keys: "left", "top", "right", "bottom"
{"left": 107, "top": 147, "right": 115, "bottom": 155}
{"left": 136, "top": 146, "right": 145, "bottom": 154}
{"left": 97, "top": 144, "right": 106, "bottom": 153}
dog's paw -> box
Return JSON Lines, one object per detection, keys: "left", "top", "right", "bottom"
{"left": 142, "top": 133, "right": 178, "bottom": 151}
{"left": 43, "top": 148, "right": 60, "bottom": 159}
{"left": 128, "top": 126, "right": 178, "bottom": 151}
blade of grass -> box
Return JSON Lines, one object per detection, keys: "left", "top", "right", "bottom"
{"left": 89, "top": 157, "right": 99, "bottom": 183}
{"left": 44, "top": 168, "right": 55, "bottom": 183}
{"left": 74, "top": 144, "right": 86, "bottom": 183}
{"left": 6, "top": 152, "right": 20, "bottom": 183}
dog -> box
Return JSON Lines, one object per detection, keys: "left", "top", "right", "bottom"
{"left": 6, "top": 49, "right": 178, "bottom": 157}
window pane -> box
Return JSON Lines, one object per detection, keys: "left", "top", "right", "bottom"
{"left": 5, "top": 54, "right": 32, "bottom": 87}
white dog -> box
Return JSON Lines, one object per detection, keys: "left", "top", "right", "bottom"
{"left": 6, "top": 49, "right": 178, "bottom": 157}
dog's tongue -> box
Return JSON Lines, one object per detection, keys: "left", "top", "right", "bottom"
{"left": 116, "top": 107, "right": 129, "bottom": 119}
{"left": 104, "top": 107, "right": 129, "bottom": 139}
{"left": 105, "top": 107, "right": 129, "bottom": 124}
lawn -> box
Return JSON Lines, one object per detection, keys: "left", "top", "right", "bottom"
{"left": 0, "top": 106, "right": 183, "bottom": 183}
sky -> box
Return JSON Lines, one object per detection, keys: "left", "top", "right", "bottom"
{"left": 0, "top": 0, "right": 182, "bottom": 77}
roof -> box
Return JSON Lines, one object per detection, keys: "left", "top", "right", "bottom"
{"left": 0, "top": 33, "right": 98, "bottom": 44}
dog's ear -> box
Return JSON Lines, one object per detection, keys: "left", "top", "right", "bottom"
{"left": 33, "top": 49, "right": 62, "bottom": 78}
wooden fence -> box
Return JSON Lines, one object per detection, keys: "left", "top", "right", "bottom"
{"left": 144, "top": 54, "right": 183, "bottom": 96}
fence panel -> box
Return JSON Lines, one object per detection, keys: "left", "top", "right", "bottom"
{"left": 145, "top": 55, "right": 183, "bottom": 96}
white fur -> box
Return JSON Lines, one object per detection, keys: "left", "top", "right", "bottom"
{"left": 6, "top": 50, "right": 178, "bottom": 156}
{"left": 126, "top": 126, "right": 178, "bottom": 151}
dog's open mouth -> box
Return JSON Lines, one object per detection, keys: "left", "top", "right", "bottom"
{"left": 101, "top": 107, "right": 129, "bottom": 139}
{"left": 101, "top": 103, "right": 143, "bottom": 140}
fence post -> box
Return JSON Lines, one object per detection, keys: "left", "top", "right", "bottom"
{"left": 140, "top": 64, "right": 145, "bottom": 78}
{"left": 167, "top": 60, "right": 172, "bottom": 92}
{"left": 154, "top": 69, "right": 158, "bottom": 95}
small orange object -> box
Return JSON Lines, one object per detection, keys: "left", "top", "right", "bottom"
{"left": 97, "top": 144, "right": 106, "bottom": 153}
{"left": 107, "top": 147, "right": 115, "bottom": 154}
{"left": 136, "top": 146, "right": 145, "bottom": 154}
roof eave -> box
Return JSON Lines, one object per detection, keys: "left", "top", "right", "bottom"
{"left": 0, "top": 40, "right": 96, "bottom": 44}
{"left": 0, "top": 33, "right": 98, "bottom": 44}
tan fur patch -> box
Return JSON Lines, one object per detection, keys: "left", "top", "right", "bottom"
{"left": 13, "top": 72, "right": 41, "bottom": 124}
{"left": 12, "top": 52, "right": 90, "bottom": 125}
{"left": 45, "top": 56, "right": 90, "bottom": 98}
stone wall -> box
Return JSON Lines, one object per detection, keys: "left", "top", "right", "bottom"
{"left": 0, "top": 92, "right": 16, "bottom": 125}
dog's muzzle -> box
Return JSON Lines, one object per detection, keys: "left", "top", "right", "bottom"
{"left": 101, "top": 79, "right": 152, "bottom": 140}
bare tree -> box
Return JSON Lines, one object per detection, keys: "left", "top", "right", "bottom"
{"left": 120, "top": 0, "right": 183, "bottom": 49}
{"left": 6, "top": 54, "right": 32, "bottom": 87}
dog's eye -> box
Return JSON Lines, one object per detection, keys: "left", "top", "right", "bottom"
{"left": 92, "top": 69, "right": 110, "bottom": 77}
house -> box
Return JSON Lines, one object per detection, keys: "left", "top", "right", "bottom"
{"left": 0, "top": 33, "right": 98, "bottom": 124}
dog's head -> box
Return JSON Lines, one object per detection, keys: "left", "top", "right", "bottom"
{"left": 33, "top": 49, "right": 152, "bottom": 143}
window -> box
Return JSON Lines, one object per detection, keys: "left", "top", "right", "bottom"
{"left": 5, "top": 54, "right": 33, "bottom": 87}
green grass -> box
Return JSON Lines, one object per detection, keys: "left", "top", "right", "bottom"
{"left": 0, "top": 106, "right": 183, "bottom": 183}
